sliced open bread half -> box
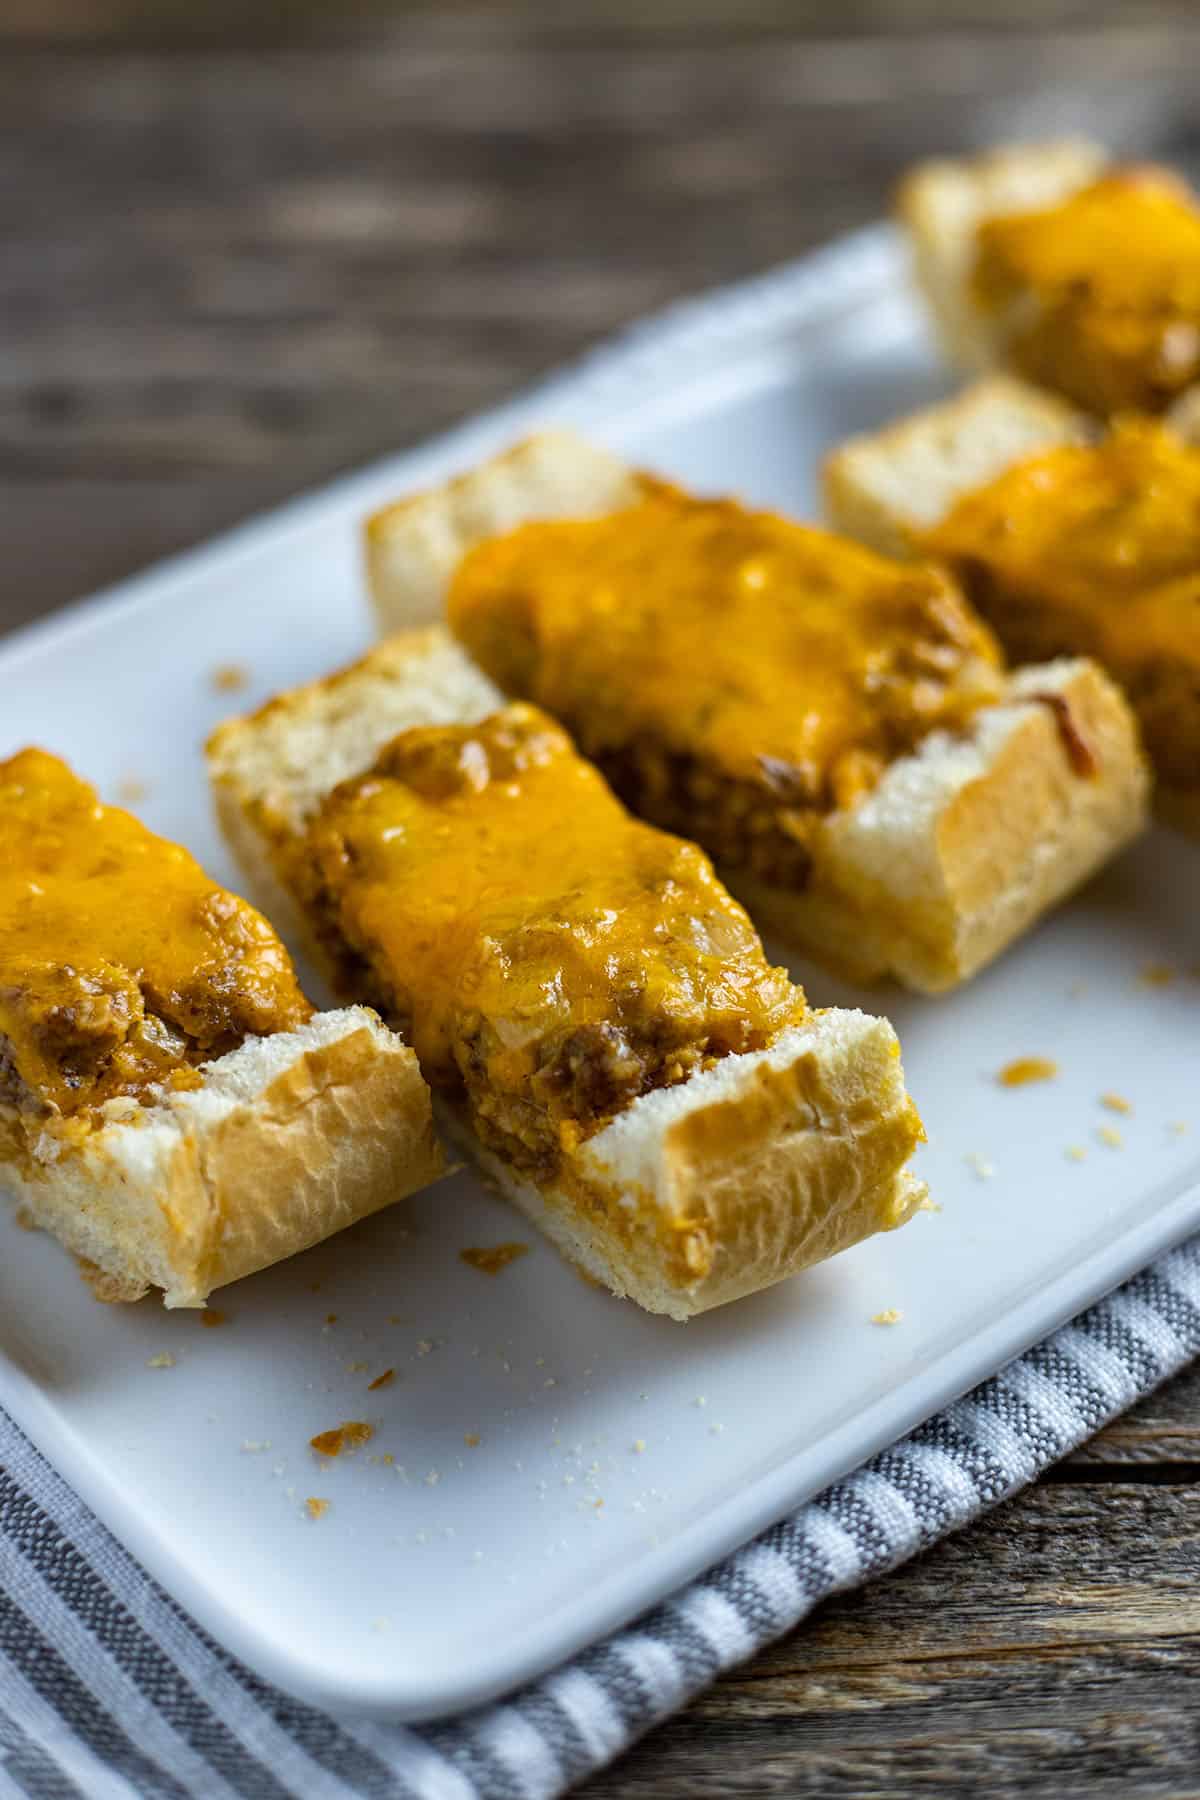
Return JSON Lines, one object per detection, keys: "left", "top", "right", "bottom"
{"left": 208, "top": 629, "right": 927, "bottom": 1320}
{"left": 5, "top": 1007, "right": 440, "bottom": 1308}
{"left": 0, "top": 748, "right": 443, "bottom": 1307}
{"left": 897, "top": 139, "right": 1109, "bottom": 373}
{"left": 824, "top": 377, "right": 1194, "bottom": 834}
{"left": 363, "top": 430, "right": 1148, "bottom": 990}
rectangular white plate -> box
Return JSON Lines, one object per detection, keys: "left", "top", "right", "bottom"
{"left": 1, "top": 224, "right": 1197, "bottom": 1723}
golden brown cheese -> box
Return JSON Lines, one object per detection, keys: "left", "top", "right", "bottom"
{"left": 920, "top": 420, "right": 1200, "bottom": 793}
{"left": 0, "top": 748, "right": 311, "bottom": 1122}
{"left": 301, "top": 705, "right": 805, "bottom": 1176}
{"left": 972, "top": 169, "right": 1200, "bottom": 414}
{"left": 447, "top": 484, "right": 1004, "bottom": 879}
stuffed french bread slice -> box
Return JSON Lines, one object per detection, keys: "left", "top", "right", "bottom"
{"left": 0, "top": 748, "right": 443, "bottom": 1308}
{"left": 896, "top": 138, "right": 1200, "bottom": 418}
{"left": 823, "top": 376, "right": 1200, "bottom": 836}
{"left": 207, "top": 629, "right": 927, "bottom": 1321}
{"left": 363, "top": 432, "right": 1148, "bottom": 991}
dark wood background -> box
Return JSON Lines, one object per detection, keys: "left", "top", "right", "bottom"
{"left": 5, "top": 3, "right": 1199, "bottom": 1792}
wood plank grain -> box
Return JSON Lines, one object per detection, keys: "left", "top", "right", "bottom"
{"left": 586, "top": 1647, "right": 1200, "bottom": 1799}
{"left": 3, "top": 19, "right": 1200, "bottom": 629}
{"left": 1060, "top": 1362, "right": 1200, "bottom": 1465}
{"left": 4, "top": 1, "right": 1199, "bottom": 46}
{"left": 582, "top": 1484, "right": 1200, "bottom": 1796}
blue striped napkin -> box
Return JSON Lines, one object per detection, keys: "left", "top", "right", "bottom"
{"left": 2, "top": 1236, "right": 1198, "bottom": 1800}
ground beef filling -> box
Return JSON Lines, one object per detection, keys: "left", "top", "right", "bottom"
{"left": 456, "top": 1011, "right": 736, "bottom": 1180}
{"left": 0, "top": 1039, "right": 37, "bottom": 1116}
{"left": 299, "top": 705, "right": 806, "bottom": 1181}
{"left": 1121, "top": 657, "right": 1200, "bottom": 794}
{"left": 584, "top": 741, "right": 817, "bottom": 891}
{"left": 0, "top": 962, "right": 258, "bottom": 1123}
{"left": 952, "top": 565, "right": 1200, "bottom": 792}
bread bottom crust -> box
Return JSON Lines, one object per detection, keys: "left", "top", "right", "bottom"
{"left": 434, "top": 1008, "right": 925, "bottom": 1320}
{"left": 2, "top": 1009, "right": 443, "bottom": 1307}
{"left": 728, "top": 660, "right": 1146, "bottom": 990}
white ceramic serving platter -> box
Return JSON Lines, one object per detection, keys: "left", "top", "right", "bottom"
{"left": 1, "top": 225, "right": 1197, "bottom": 1723}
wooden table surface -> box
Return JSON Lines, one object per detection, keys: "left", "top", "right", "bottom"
{"left": 4, "top": 4, "right": 1199, "bottom": 1792}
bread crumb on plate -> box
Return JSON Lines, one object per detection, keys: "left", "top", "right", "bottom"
{"left": 305, "top": 1497, "right": 329, "bottom": 1520}
{"left": 1100, "top": 1092, "right": 1132, "bottom": 1114}
{"left": 460, "top": 1242, "right": 529, "bottom": 1275}
{"left": 211, "top": 662, "right": 250, "bottom": 694}
{"left": 147, "top": 1352, "right": 175, "bottom": 1369}
{"left": 368, "top": 1369, "right": 395, "bottom": 1391}
{"left": 871, "top": 1308, "right": 903, "bottom": 1326}
{"left": 1097, "top": 1126, "right": 1124, "bottom": 1149}
{"left": 310, "top": 1421, "right": 373, "bottom": 1457}
{"left": 997, "top": 1057, "right": 1058, "bottom": 1086}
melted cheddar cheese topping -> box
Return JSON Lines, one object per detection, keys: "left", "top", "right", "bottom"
{"left": 303, "top": 705, "right": 805, "bottom": 1174}
{"left": 972, "top": 169, "right": 1200, "bottom": 414}
{"left": 920, "top": 420, "right": 1200, "bottom": 790}
{"left": 0, "top": 749, "right": 311, "bottom": 1120}
{"left": 446, "top": 484, "right": 1004, "bottom": 872}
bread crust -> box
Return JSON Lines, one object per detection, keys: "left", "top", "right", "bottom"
{"left": 366, "top": 431, "right": 645, "bottom": 632}
{"left": 208, "top": 626, "right": 506, "bottom": 991}
{"left": 822, "top": 374, "right": 1089, "bottom": 558}
{"left": 3, "top": 1009, "right": 443, "bottom": 1307}
{"left": 207, "top": 631, "right": 927, "bottom": 1318}
{"left": 363, "top": 431, "right": 1147, "bottom": 988}
{"left": 733, "top": 659, "right": 1145, "bottom": 990}
{"left": 448, "top": 1012, "right": 924, "bottom": 1321}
